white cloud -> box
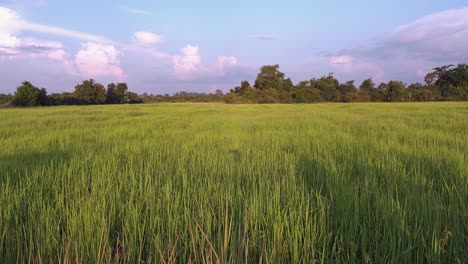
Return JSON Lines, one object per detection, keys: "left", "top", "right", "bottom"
{"left": 216, "top": 55, "right": 238, "bottom": 74}
{"left": 133, "top": 31, "right": 162, "bottom": 46}
{"left": 329, "top": 56, "right": 353, "bottom": 64}
{"left": 47, "top": 49, "right": 65, "bottom": 60}
{"left": 75, "top": 42, "right": 125, "bottom": 80}
{"left": 21, "top": 22, "right": 110, "bottom": 43}
{"left": 383, "top": 6, "right": 468, "bottom": 60}
{"left": 0, "top": 6, "right": 21, "bottom": 54}
{"left": 173, "top": 44, "right": 201, "bottom": 79}
{"left": 329, "top": 58, "right": 385, "bottom": 83}
{"left": 327, "top": 6, "right": 468, "bottom": 83}
{"left": 0, "top": 6, "right": 109, "bottom": 46}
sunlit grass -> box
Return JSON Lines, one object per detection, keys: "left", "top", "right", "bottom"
{"left": 0, "top": 102, "right": 467, "bottom": 263}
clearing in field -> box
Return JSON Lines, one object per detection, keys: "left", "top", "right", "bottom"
{"left": 0, "top": 103, "right": 467, "bottom": 263}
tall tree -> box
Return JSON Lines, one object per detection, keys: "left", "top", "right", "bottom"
{"left": 106, "top": 83, "right": 119, "bottom": 104}
{"left": 13, "top": 81, "right": 43, "bottom": 107}
{"left": 314, "top": 74, "right": 340, "bottom": 102}
{"left": 74, "top": 79, "right": 107, "bottom": 104}
{"left": 116, "top": 83, "right": 129, "bottom": 103}
{"left": 385, "top": 81, "right": 407, "bottom": 102}
{"left": 254, "top": 64, "right": 285, "bottom": 90}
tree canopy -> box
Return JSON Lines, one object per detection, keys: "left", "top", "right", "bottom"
{"left": 4, "top": 63, "right": 468, "bottom": 107}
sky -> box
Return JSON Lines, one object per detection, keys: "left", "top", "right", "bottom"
{"left": 0, "top": 0, "right": 467, "bottom": 94}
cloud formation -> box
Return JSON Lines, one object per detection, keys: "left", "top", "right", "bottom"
{"left": 75, "top": 42, "right": 125, "bottom": 80}
{"left": 173, "top": 45, "right": 202, "bottom": 79}
{"left": 133, "top": 31, "right": 162, "bottom": 46}
{"left": 328, "top": 6, "right": 468, "bottom": 83}
{"left": 0, "top": 6, "right": 123, "bottom": 85}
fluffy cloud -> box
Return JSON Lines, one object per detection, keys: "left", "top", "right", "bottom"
{"left": 329, "top": 56, "right": 385, "bottom": 83}
{"left": 133, "top": 31, "right": 162, "bottom": 46}
{"left": 329, "top": 56, "right": 353, "bottom": 65}
{"left": 0, "top": 6, "right": 21, "bottom": 54}
{"left": 387, "top": 7, "right": 468, "bottom": 59}
{"left": 0, "top": 6, "right": 254, "bottom": 93}
{"left": 0, "top": 6, "right": 124, "bottom": 85}
{"left": 173, "top": 45, "right": 202, "bottom": 79}
{"left": 75, "top": 42, "right": 124, "bottom": 80}
{"left": 216, "top": 56, "right": 238, "bottom": 72}
{"left": 327, "top": 6, "right": 468, "bottom": 83}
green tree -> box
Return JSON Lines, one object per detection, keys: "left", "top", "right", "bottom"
{"left": 254, "top": 64, "right": 285, "bottom": 90}
{"left": 293, "top": 87, "right": 323, "bottom": 103}
{"left": 116, "top": 83, "right": 129, "bottom": 103}
{"left": 338, "top": 81, "right": 357, "bottom": 102}
{"left": 106, "top": 83, "right": 119, "bottom": 104}
{"left": 239, "top": 81, "right": 251, "bottom": 94}
{"left": 385, "top": 81, "right": 407, "bottom": 102}
{"left": 13, "top": 81, "right": 44, "bottom": 107}
{"left": 74, "top": 79, "right": 107, "bottom": 104}
{"left": 125, "top": 92, "right": 143, "bottom": 104}
{"left": 314, "top": 74, "right": 340, "bottom": 102}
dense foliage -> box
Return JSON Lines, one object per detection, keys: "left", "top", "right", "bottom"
{"left": 227, "top": 64, "right": 468, "bottom": 103}
{"left": 0, "top": 103, "right": 467, "bottom": 262}
{"left": 9, "top": 79, "right": 142, "bottom": 107}
{"left": 3, "top": 64, "right": 467, "bottom": 106}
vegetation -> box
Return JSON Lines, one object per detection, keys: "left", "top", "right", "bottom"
{"left": 0, "top": 103, "right": 467, "bottom": 263}
{"left": 2, "top": 64, "right": 466, "bottom": 107}
{"left": 8, "top": 79, "right": 142, "bottom": 107}
{"left": 227, "top": 64, "right": 468, "bottom": 103}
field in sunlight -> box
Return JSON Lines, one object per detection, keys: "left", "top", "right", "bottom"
{"left": 0, "top": 103, "right": 467, "bottom": 263}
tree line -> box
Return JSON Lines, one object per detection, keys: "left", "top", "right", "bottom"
{"left": 1, "top": 79, "right": 142, "bottom": 107}
{"left": 1, "top": 63, "right": 466, "bottom": 107}
{"left": 225, "top": 64, "right": 468, "bottom": 103}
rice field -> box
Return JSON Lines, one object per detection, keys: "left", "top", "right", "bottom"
{"left": 0, "top": 102, "right": 467, "bottom": 263}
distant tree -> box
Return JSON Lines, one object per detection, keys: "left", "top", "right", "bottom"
{"left": 116, "top": 83, "right": 129, "bottom": 103}
{"left": 239, "top": 81, "right": 251, "bottom": 94}
{"left": 215, "top": 89, "right": 224, "bottom": 96}
{"left": 293, "top": 87, "right": 322, "bottom": 103}
{"left": 283, "top": 78, "right": 294, "bottom": 92}
{"left": 13, "top": 81, "right": 44, "bottom": 106}
{"left": 106, "top": 83, "right": 119, "bottom": 104}
{"left": 254, "top": 64, "right": 286, "bottom": 90}
{"left": 314, "top": 74, "right": 341, "bottom": 102}
{"left": 385, "top": 81, "right": 407, "bottom": 102}
{"left": 125, "top": 92, "right": 143, "bottom": 104}
{"left": 424, "top": 72, "right": 437, "bottom": 86}
{"left": 338, "top": 80, "right": 357, "bottom": 102}
{"left": 429, "top": 64, "right": 468, "bottom": 100}
{"left": 0, "top": 93, "right": 13, "bottom": 105}
{"left": 74, "top": 79, "right": 107, "bottom": 104}
{"left": 357, "top": 78, "right": 375, "bottom": 101}
{"left": 359, "top": 78, "right": 375, "bottom": 91}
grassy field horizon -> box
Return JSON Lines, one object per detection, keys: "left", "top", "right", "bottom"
{"left": 1, "top": 102, "right": 467, "bottom": 263}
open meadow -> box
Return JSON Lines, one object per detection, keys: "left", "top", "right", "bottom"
{"left": 0, "top": 103, "right": 467, "bottom": 263}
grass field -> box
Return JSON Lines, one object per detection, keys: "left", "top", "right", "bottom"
{"left": 0, "top": 103, "right": 467, "bottom": 263}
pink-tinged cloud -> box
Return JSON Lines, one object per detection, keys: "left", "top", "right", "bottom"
{"left": 328, "top": 6, "right": 468, "bottom": 83}
{"left": 75, "top": 42, "right": 125, "bottom": 80}
{"left": 216, "top": 56, "right": 238, "bottom": 73}
{"left": 172, "top": 44, "right": 202, "bottom": 79}
{"left": 329, "top": 56, "right": 353, "bottom": 64}
{"left": 133, "top": 31, "right": 163, "bottom": 46}
{"left": 329, "top": 56, "right": 384, "bottom": 83}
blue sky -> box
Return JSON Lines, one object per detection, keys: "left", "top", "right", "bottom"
{"left": 0, "top": 0, "right": 467, "bottom": 94}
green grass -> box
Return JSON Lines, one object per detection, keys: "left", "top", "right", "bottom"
{"left": 0, "top": 103, "right": 467, "bottom": 263}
